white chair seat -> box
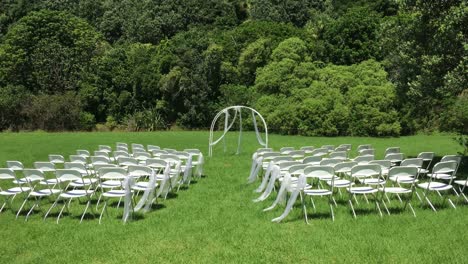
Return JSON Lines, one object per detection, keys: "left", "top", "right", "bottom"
{"left": 427, "top": 173, "right": 455, "bottom": 181}
{"left": 102, "top": 190, "right": 127, "bottom": 197}
{"left": 328, "top": 179, "right": 353, "bottom": 187}
{"left": 359, "top": 178, "right": 386, "bottom": 185}
{"left": 347, "top": 186, "right": 378, "bottom": 194}
{"left": 69, "top": 178, "right": 98, "bottom": 187}
{"left": 13, "top": 176, "right": 43, "bottom": 184}
{"left": 454, "top": 180, "right": 468, "bottom": 186}
{"left": 39, "top": 179, "right": 60, "bottom": 185}
{"left": 389, "top": 176, "right": 418, "bottom": 184}
{"left": 132, "top": 181, "right": 158, "bottom": 191}
{"left": 378, "top": 187, "right": 411, "bottom": 194}
{"left": 304, "top": 189, "right": 332, "bottom": 196}
{"left": 60, "top": 190, "right": 94, "bottom": 198}
{"left": 98, "top": 180, "right": 122, "bottom": 188}
{"left": 418, "top": 168, "right": 429, "bottom": 174}
{"left": 30, "top": 189, "right": 61, "bottom": 196}
{"left": 417, "top": 182, "right": 453, "bottom": 191}
{"left": 0, "top": 187, "right": 31, "bottom": 196}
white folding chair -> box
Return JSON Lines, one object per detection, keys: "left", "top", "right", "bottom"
{"left": 117, "top": 157, "right": 138, "bottom": 167}
{"left": 44, "top": 169, "right": 95, "bottom": 223}
{"left": 321, "top": 145, "right": 335, "bottom": 152}
{"left": 0, "top": 169, "right": 31, "bottom": 214}
{"left": 310, "top": 148, "right": 329, "bottom": 157}
{"left": 90, "top": 156, "right": 111, "bottom": 165}
{"left": 280, "top": 147, "right": 295, "bottom": 154}
{"left": 384, "top": 153, "right": 404, "bottom": 165}
{"left": 97, "top": 167, "right": 128, "bottom": 224}
{"left": 69, "top": 155, "right": 88, "bottom": 165}
{"left": 302, "top": 156, "right": 322, "bottom": 165}
{"left": 327, "top": 161, "right": 356, "bottom": 196}
{"left": 369, "top": 160, "right": 392, "bottom": 176}
{"left": 15, "top": 169, "right": 60, "bottom": 221}
{"left": 379, "top": 166, "right": 418, "bottom": 217}
{"left": 347, "top": 164, "right": 383, "bottom": 218}
{"left": 417, "top": 161, "right": 458, "bottom": 211}
{"left": 359, "top": 149, "right": 374, "bottom": 156}
{"left": 301, "top": 166, "right": 336, "bottom": 223}
{"left": 320, "top": 158, "right": 343, "bottom": 167}
{"left": 353, "top": 154, "right": 374, "bottom": 165}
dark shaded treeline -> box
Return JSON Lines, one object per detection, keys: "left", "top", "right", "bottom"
{"left": 0, "top": 0, "right": 466, "bottom": 136}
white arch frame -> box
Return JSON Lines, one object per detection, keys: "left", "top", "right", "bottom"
{"left": 209, "top": 106, "right": 268, "bottom": 157}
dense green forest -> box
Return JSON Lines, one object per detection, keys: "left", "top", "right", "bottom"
{"left": 0, "top": 0, "right": 466, "bottom": 136}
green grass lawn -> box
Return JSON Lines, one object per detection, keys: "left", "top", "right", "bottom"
{"left": 0, "top": 131, "right": 466, "bottom": 263}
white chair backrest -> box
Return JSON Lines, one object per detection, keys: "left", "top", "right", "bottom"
{"left": 128, "top": 165, "right": 153, "bottom": 177}
{"left": 160, "top": 154, "right": 180, "bottom": 165}
{"left": 369, "top": 160, "right": 392, "bottom": 169}
{"left": 280, "top": 147, "right": 295, "bottom": 154}
{"left": 99, "top": 145, "right": 112, "bottom": 153}
{"left": 90, "top": 156, "right": 110, "bottom": 165}
{"left": 98, "top": 167, "right": 127, "bottom": 180}
{"left": 145, "top": 158, "right": 168, "bottom": 169}
{"left": 261, "top": 152, "right": 281, "bottom": 160}
{"left": 288, "top": 150, "right": 305, "bottom": 158}
{"left": 255, "top": 148, "right": 273, "bottom": 155}
{"left": 69, "top": 155, "right": 87, "bottom": 164}
{"left": 384, "top": 153, "right": 404, "bottom": 162}
{"left": 93, "top": 164, "right": 117, "bottom": 172}
{"left": 300, "top": 146, "right": 314, "bottom": 153}
{"left": 329, "top": 151, "right": 347, "bottom": 160}
{"left": 64, "top": 162, "right": 87, "bottom": 174}
{"left": 302, "top": 156, "right": 322, "bottom": 165}
{"left": 116, "top": 142, "right": 128, "bottom": 148}
{"left": 334, "top": 146, "right": 348, "bottom": 152}
{"left": 184, "top": 149, "right": 202, "bottom": 155}
{"left": 34, "top": 162, "right": 56, "bottom": 172}
{"left": 337, "top": 144, "right": 352, "bottom": 151}
{"left": 288, "top": 164, "right": 308, "bottom": 174}
{"left": 0, "top": 168, "right": 16, "bottom": 180}
{"left": 117, "top": 157, "right": 138, "bottom": 166}
{"left": 113, "top": 151, "right": 129, "bottom": 159}
{"left": 272, "top": 156, "right": 293, "bottom": 164}
{"left": 432, "top": 161, "right": 458, "bottom": 175}
{"left": 310, "top": 148, "right": 329, "bottom": 157}
{"left": 321, "top": 145, "right": 335, "bottom": 152}
{"left": 278, "top": 161, "right": 301, "bottom": 171}
{"left": 354, "top": 155, "right": 374, "bottom": 164}
{"left": 134, "top": 152, "right": 152, "bottom": 161}
{"left": 132, "top": 143, "right": 145, "bottom": 151}
{"left": 152, "top": 149, "right": 169, "bottom": 156}
{"left": 351, "top": 164, "right": 381, "bottom": 179}
{"left": 357, "top": 144, "right": 372, "bottom": 152}
{"left": 304, "top": 166, "right": 335, "bottom": 189}
{"left": 334, "top": 161, "right": 357, "bottom": 174}
{"left": 417, "top": 152, "right": 435, "bottom": 161}
{"left": 359, "top": 149, "right": 374, "bottom": 156}
{"left": 6, "top": 161, "right": 24, "bottom": 171}
{"left": 388, "top": 166, "right": 418, "bottom": 179}
{"left": 76, "top": 149, "right": 90, "bottom": 158}
{"left": 116, "top": 146, "right": 129, "bottom": 152}
{"left": 147, "top": 145, "right": 160, "bottom": 152}
{"left": 163, "top": 148, "right": 177, "bottom": 153}
{"left": 174, "top": 151, "right": 190, "bottom": 159}
{"left": 384, "top": 147, "right": 401, "bottom": 156}
{"left": 94, "top": 151, "right": 110, "bottom": 158}
{"left": 320, "top": 158, "right": 342, "bottom": 167}
{"left": 55, "top": 169, "right": 82, "bottom": 182}
{"left": 400, "top": 158, "right": 423, "bottom": 168}
{"left": 48, "top": 154, "right": 65, "bottom": 164}
{"left": 440, "top": 155, "right": 462, "bottom": 164}
{"left": 22, "top": 169, "right": 45, "bottom": 181}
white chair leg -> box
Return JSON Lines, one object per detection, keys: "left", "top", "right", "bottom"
{"left": 57, "top": 202, "right": 67, "bottom": 224}
{"left": 349, "top": 199, "right": 356, "bottom": 219}
{"left": 44, "top": 200, "right": 58, "bottom": 220}
{"left": 99, "top": 201, "right": 108, "bottom": 224}
{"left": 408, "top": 202, "right": 416, "bottom": 217}
{"left": 381, "top": 199, "right": 390, "bottom": 215}
{"left": 448, "top": 198, "right": 456, "bottom": 209}
{"left": 80, "top": 200, "right": 91, "bottom": 223}
{"left": 25, "top": 199, "right": 40, "bottom": 221}
{"left": 16, "top": 197, "right": 29, "bottom": 219}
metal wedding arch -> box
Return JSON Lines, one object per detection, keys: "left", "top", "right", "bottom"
{"left": 209, "top": 106, "right": 268, "bottom": 157}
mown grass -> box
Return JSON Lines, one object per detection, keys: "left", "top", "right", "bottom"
{"left": 0, "top": 131, "right": 466, "bottom": 263}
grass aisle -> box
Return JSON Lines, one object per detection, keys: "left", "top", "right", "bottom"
{"left": 0, "top": 132, "right": 466, "bottom": 263}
